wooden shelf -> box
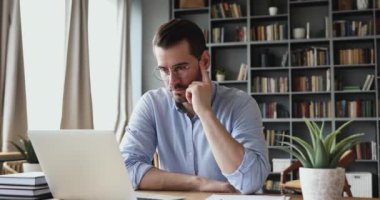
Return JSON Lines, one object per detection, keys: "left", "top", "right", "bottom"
{"left": 172, "top": 0, "right": 380, "bottom": 196}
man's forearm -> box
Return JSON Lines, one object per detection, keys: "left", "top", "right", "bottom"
{"left": 198, "top": 110, "right": 245, "bottom": 174}
{"left": 139, "top": 167, "right": 235, "bottom": 192}
{"left": 139, "top": 168, "right": 199, "bottom": 191}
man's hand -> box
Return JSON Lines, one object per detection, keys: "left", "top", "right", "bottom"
{"left": 185, "top": 68, "right": 212, "bottom": 116}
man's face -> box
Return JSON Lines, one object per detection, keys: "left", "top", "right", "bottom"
{"left": 154, "top": 40, "right": 203, "bottom": 103}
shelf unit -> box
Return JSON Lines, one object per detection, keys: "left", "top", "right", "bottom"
{"left": 171, "top": 0, "right": 380, "bottom": 196}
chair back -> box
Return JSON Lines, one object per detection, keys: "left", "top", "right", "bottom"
{"left": 2, "top": 160, "right": 24, "bottom": 174}
{"left": 0, "top": 152, "right": 24, "bottom": 174}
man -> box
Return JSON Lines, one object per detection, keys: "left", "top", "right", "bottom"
{"left": 119, "top": 19, "right": 270, "bottom": 194}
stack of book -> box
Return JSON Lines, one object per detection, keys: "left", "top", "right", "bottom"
{"left": 0, "top": 172, "right": 51, "bottom": 199}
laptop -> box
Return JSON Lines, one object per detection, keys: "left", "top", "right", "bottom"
{"left": 29, "top": 130, "right": 184, "bottom": 200}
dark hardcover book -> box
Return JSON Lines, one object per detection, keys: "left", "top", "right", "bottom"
{"left": 355, "top": 143, "right": 362, "bottom": 160}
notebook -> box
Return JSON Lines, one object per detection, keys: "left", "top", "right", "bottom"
{"left": 29, "top": 130, "right": 183, "bottom": 200}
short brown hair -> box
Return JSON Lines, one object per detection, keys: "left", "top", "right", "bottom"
{"left": 152, "top": 19, "right": 206, "bottom": 59}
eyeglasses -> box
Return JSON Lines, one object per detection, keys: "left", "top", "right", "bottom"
{"left": 153, "top": 63, "right": 191, "bottom": 81}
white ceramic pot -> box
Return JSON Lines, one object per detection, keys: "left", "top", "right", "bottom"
{"left": 357, "top": 0, "right": 369, "bottom": 10}
{"left": 300, "top": 167, "right": 345, "bottom": 200}
{"left": 23, "top": 163, "right": 42, "bottom": 172}
{"left": 293, "top": 27, "right": 306, "bottom": 39}
{"left": 216, "top": 74, "right": 225, "bottom": 81}
{"left": 269, "top": 7, "right": 278, "bottom": 16}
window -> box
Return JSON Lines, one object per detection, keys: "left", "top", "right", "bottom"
{"left": 21, "top": 0, "right": 119, "bottom": 130}
{"left": 21, "top": 0, "right": 65, "bottom": 130}
{"left": 88, "top": 0, "right": 118, "bottom": 130}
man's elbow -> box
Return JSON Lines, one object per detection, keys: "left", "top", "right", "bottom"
{"left": 237, "top": 181, "right": 263, "bottom": 194}
{"left": 125, "top": 160, "right": 154, "bottom": 191}
{"left": 237, "top": 166, "right": 270, "bottom": 194}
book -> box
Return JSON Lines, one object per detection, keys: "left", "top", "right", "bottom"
{"left": 0, "top": 185, "right": 50, "bottom": 196}
{"left": 0, "top": 184, "right": 48, "bottom": 190}
{"left": 212, "top": 27, "right": 221, "bottom": 43}
{"left": 338, "top": 0, "right": 353, "bottom": 10}
{"left": 362, "top": 74, "right": 374, "bottom": 91}
{"left": 361, "top": 74, "right": 371, "bottom": 90}
{"left": 355, "top": 143, "right": 362, "bottom": 160}
{"left": 343, "top": 85, "right": 360, "bottom": 91}
{"left": 280, "top": 51, "right": 288, "bottom": 67}
{"left": 0, "top": 193, "right": 52, "bottom": 200}
{"left": 179, "top": 0, "right": 205, "bottom": 9}
{"left": 371, "top": 141, "right": 377, "bottom": 160}
{"left": 365, "top": 74, "right": 374, "bottom": 91}
{"left": 236, "top": 63, "right": 247, "bottom": 80}
{"left": 0, "top": 172, "right": 46, "bottom": 186}
{"left": 326, "top": 69, "right": 331, "bottom": 91}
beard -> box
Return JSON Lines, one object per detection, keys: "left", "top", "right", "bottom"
{"left": 168, "top": 68, "right": 203, "bottom": 104}
{"left": 170, "top": 83, "right": 188, "bottom": 103}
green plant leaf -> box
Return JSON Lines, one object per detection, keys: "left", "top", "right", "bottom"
{"left": 328, "top": 138, "right": 362, "bottom": 168}
{"left": 331, "top": 133, "right": 364, "bottom": 155}
{"left": 314, "top": 137, "right": 329, "bottom": 168}
{"left": 24, "top": 139, "right": 38, "bottom": 164}
{"left": 324, "top": 121, "right": 352, "bottom": 153}
{"left": 279, "top": 141, "right": 308, "bottom": 161}
{"left": 276, "top": 119, "right": 364, "bottom": 168}
{"left": 10, "top": 136, "right": 39, "bottom": 164}
{"left": 281, "top": 134, "right": 315, "bottom": 166}
{"left": 319, "top": 121, "right": 325, "bottom": 140}
{"left": 304, "top": 119, "right": 318, "bottom": 150}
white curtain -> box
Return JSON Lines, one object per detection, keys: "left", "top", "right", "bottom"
{"left": 0, "top": 1, "right": 28, "bottom": 151}
{"left": 114, "top": 0, "right": 132, "bottom": 142}
{"left": 61, "top": 0, "right": 94, "bottom": 129}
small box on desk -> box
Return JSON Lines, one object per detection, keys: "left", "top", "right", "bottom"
{"left": 345, "top": 172, "right": 372, "bottom": 198}
{"left": 272, "top": 159, "right": 291, "bottom": 173}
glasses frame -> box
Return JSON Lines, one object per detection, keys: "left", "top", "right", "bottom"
{"left": 152, "top": 61, "right": 197, "bottom": 81}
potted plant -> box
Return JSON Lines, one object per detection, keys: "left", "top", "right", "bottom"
{"left": 12, "top": 137, "right": 41, "bottom": 172}
{"left": 216, "top": 68, "right": 226, "bottom": 81}
{"left": 275, "top": 119, "right": 364, "bottom": 200}
{"left": 268, "top": 0, "right": 278, "bottom": 16}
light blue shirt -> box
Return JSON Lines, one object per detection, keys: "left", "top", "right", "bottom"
{"left": 119, "top": 82, "right": 270, "bottom": 194}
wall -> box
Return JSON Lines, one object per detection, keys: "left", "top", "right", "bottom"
{"left": 141, "top": 0, "right": 170, "bottom": 92}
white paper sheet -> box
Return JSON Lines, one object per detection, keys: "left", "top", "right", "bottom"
{"left": 206, "top": 194, "right": 290, "bottom": 200}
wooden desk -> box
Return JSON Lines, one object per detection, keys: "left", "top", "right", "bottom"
{"left": 139, "top": 191, "right": 380, "bottom": 200}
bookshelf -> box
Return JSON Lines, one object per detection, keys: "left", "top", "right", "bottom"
{"left": 171, "top": 0, "right": 380, "bottom": 196}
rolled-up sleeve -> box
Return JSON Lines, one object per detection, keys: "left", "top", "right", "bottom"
{"left": 222, "top": 95, "right": 270, "bottom": 194}
{"left": 223, "top": 149, "right": 270, "bottom": 194}
{"left": 119, "top": 94, "right": 156, "bottom": 189}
